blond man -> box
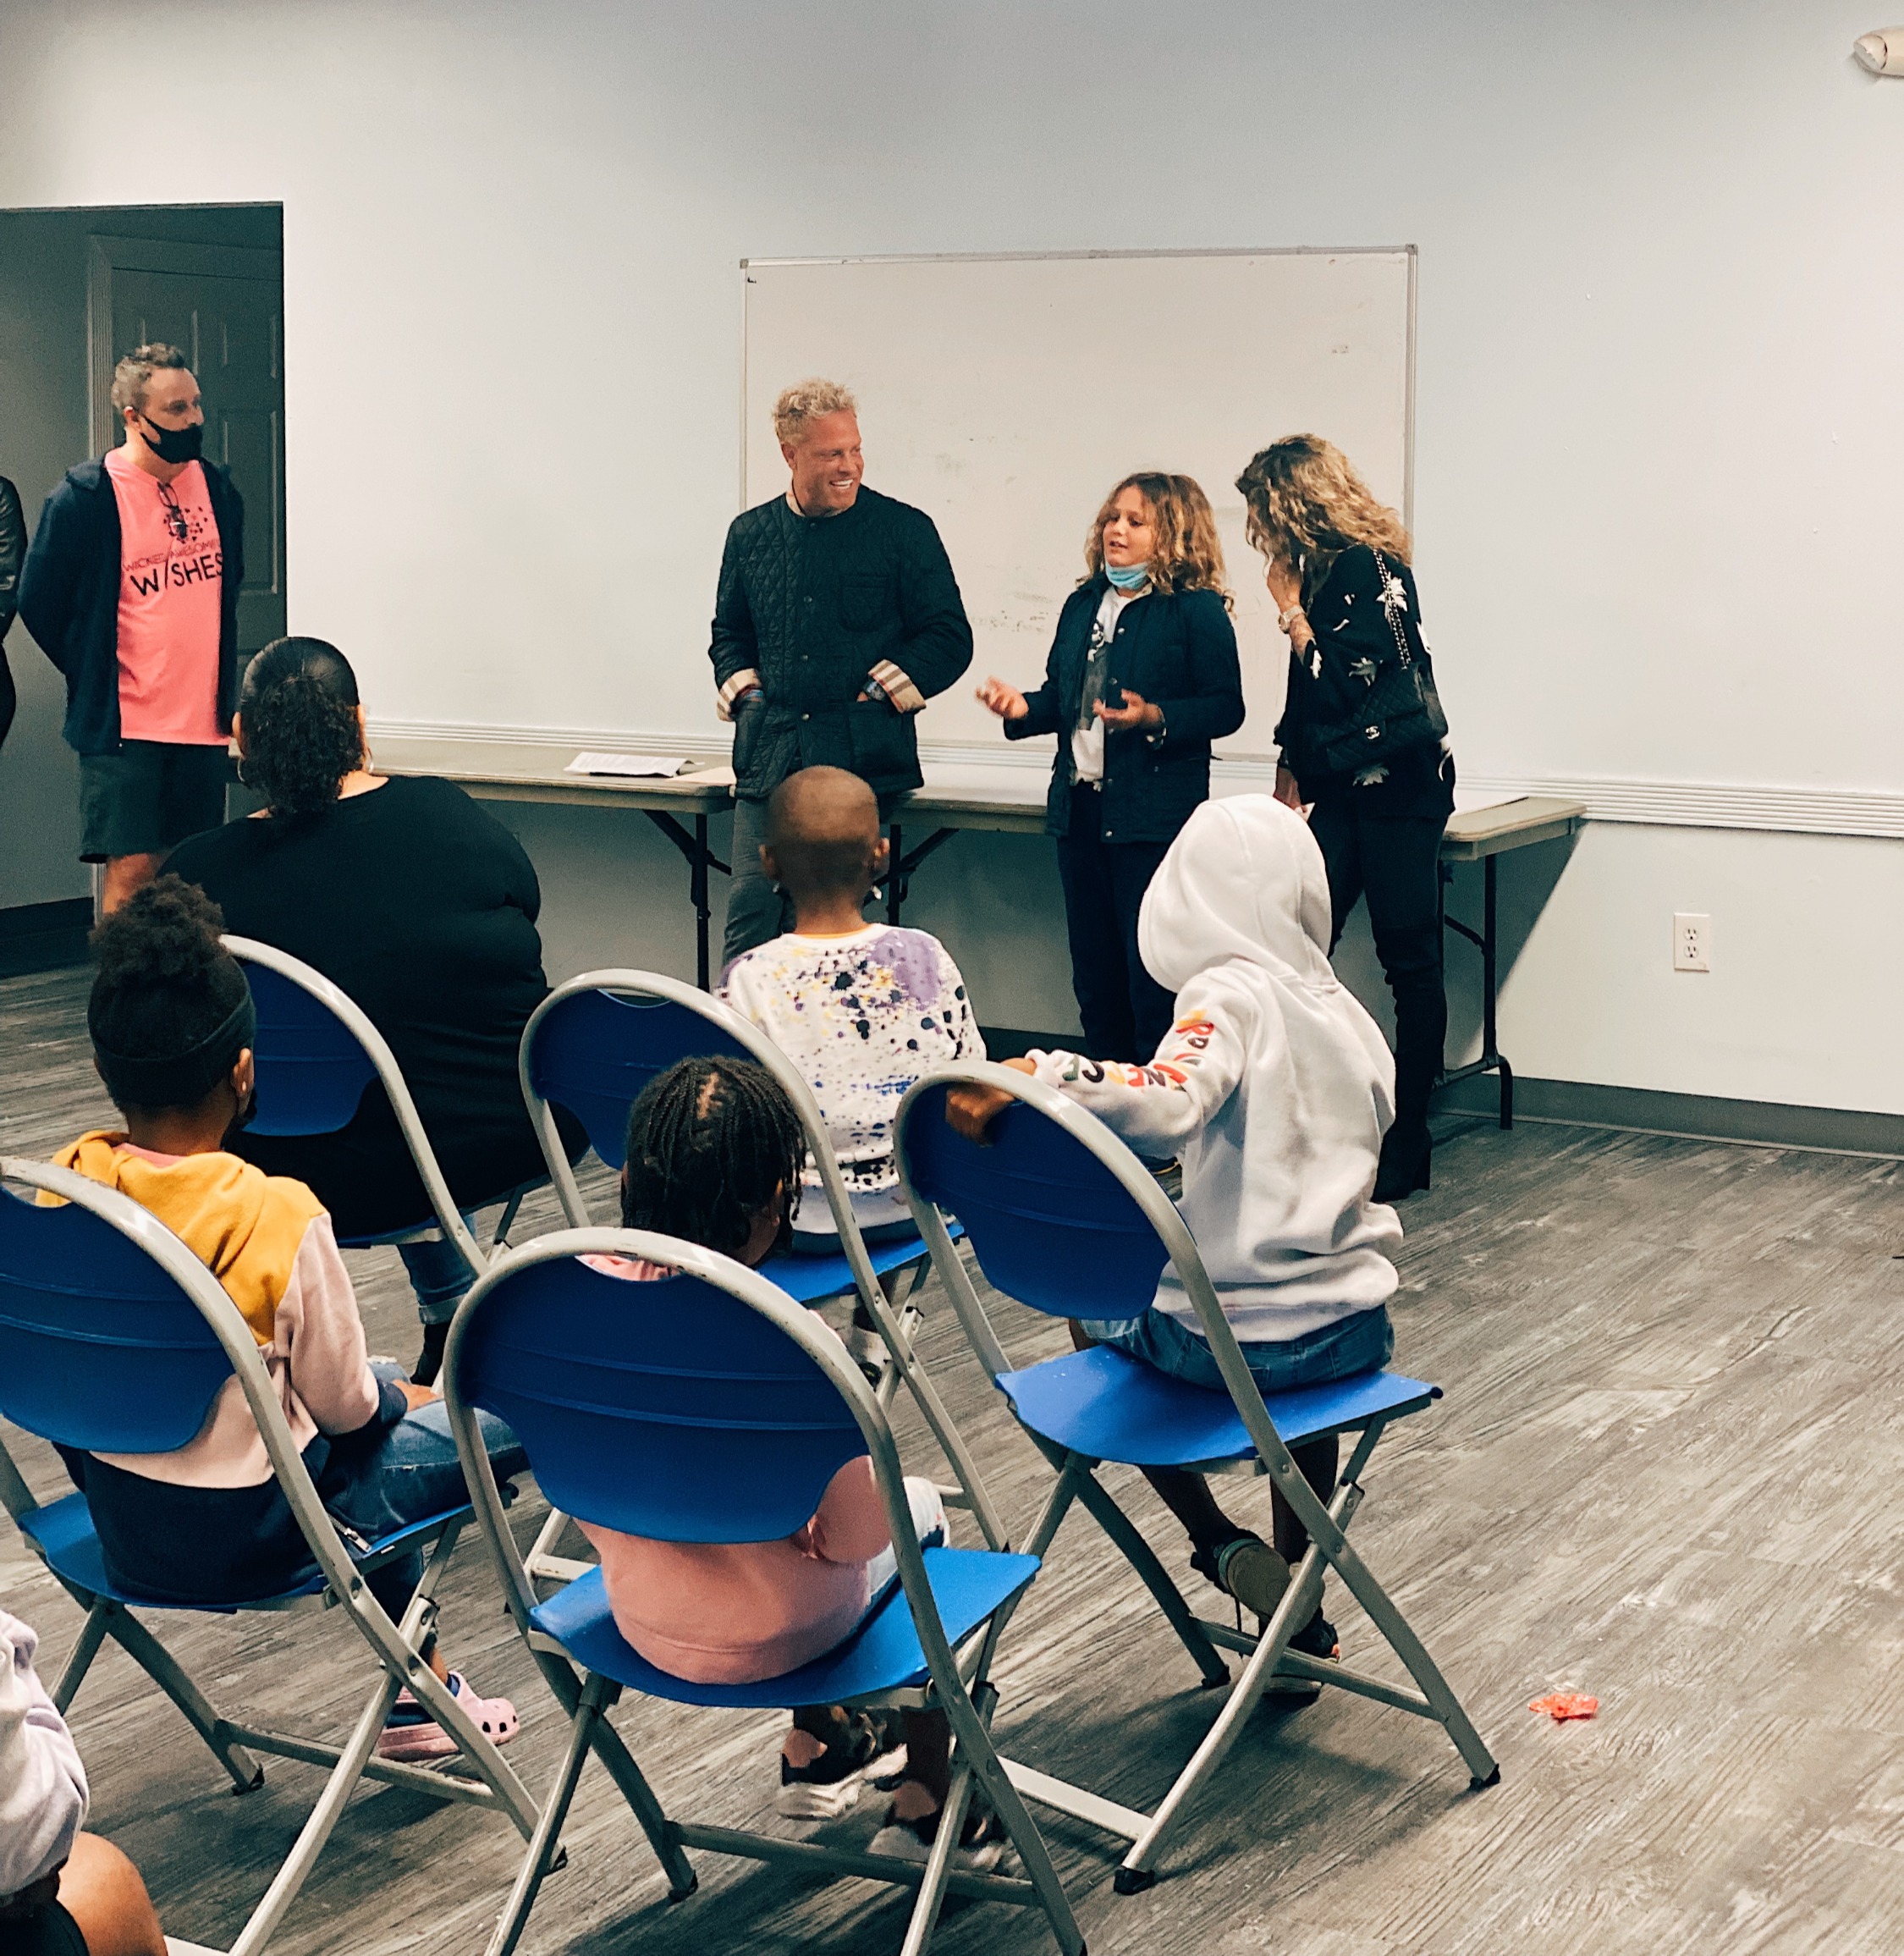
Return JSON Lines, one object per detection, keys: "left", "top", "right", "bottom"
{"left": 709, "top": 379, "right": 971, "bottom": 962}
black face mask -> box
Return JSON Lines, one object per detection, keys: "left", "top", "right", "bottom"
{"left": 138, "top": 413, "right": 204, "bottom": 466}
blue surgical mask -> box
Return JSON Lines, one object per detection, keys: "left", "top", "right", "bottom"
{"left": 1105, "top": 561, "right": 1150, "bottom": 592}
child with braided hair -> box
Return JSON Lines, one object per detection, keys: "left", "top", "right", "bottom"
{"left": 47, "top": 875, "right": 525, "bottom": 1761}
{"left": 576, "top": 1055, "right": 1006, "bottom": 1870}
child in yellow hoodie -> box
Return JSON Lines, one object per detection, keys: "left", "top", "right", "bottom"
{"left": 51, "top": 877, "right": 522, "bottom": 1761}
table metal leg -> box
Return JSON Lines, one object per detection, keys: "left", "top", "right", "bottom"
{"left": 1438, "top": 853, "right": 1514, "bottom": 1130}
{"left": 879, "top": 824, "right": 960, "bottom": 926}
{"left": 641, "top": 811, "right": 730, "bottom": 993}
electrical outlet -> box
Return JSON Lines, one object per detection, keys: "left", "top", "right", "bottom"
{"left": 1674, "top": 913, "right": 1711, "bottom": 972}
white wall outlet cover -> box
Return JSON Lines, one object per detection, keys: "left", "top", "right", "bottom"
{"left": 1674, "top": 912, "right": 1713, "bottom": 972}
{"left": 1853, "top": 29, "right": 1904, "bottom": 74}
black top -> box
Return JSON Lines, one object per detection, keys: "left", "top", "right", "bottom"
{"left": 1273, "top": 543, "right": 1455, "bottom": 819}
{"left": 18, "top": 455, "right": 245, "bottom": 757}
{"left": 0, "top": 475, "right": 23, "bottom": 644}
{"left": 1006, "top": 579, "right": 1245, "bottom": 842}
{"left": 166, "top": 776, "right": 575, "bottom": 1237}
{"left": 709, "top": 485, "right": 973, "bottom": 799}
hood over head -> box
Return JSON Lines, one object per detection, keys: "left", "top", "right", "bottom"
{"left": 1137, "top": 795, "right": 1337, "bottom": 996}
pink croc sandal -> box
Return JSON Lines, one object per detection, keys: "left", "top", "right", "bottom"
{"left": 378, "top": 1671, "right": 520, "bottom": 1761}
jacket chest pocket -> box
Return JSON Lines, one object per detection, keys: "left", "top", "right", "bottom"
{"left": 839, "top": 572, "right": 889, "bottom": 633}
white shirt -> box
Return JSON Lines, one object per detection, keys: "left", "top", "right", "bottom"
{"left": 1070, "top": 586, "right": 1139, "bottom": 785}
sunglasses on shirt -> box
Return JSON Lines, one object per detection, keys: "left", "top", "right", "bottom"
{"left": 157, "top": 482, "right": 190, "bottom": 545}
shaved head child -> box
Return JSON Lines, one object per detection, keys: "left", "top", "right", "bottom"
{"left": 719, "top": 765, "right": 983, "bottom": 1249}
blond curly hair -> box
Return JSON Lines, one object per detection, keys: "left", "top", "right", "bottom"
{"left": 1082, "top": 472, "right": 1230, "bottom": 606}
{"left": 773, "top": 377, "right": 858, "bottom": 447}
{"left": 1235, "top": 435, "right": 1411, "bottom": 604}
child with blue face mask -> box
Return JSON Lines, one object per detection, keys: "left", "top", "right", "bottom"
{"left": 974, "top": 472, "right": 1245, "bottom": 1061}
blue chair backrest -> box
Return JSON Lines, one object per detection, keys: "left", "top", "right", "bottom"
{"left": 900, "top": 1083, "right": 1168, "bottom": 1322}
{"left": 0, "top": 1185, "right": 234, "bottom": 1454}
{"left": 526, "top": 990, "right": 751, "bottom": 1171}
{"left": 243, "top": 961, "right": 379, "bottom": 1138}
{"left": 456, "top": 1254, "right": 866, "bottom": 1543}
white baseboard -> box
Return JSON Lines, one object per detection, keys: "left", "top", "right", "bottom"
{"left": 366, "top": 717, "right": 1903, "bottom": 840}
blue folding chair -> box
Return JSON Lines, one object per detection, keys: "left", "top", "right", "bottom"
{"left": 223, "top": 936, "right": 528, "bottom": 1281}
{"left": 514, "top": 970, "right": 1003, "bottom": 1581}
{"left": 0, "top": 1160, "right": 540, "bottom": 1956}
{"left": 894, "top": 1064, "right": 1500, "bottom": 1894}
{"left": 441, "top": 1228, "right": 1081, "bottom": 1956}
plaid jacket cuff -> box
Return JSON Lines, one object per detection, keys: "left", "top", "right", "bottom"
{"left": 716, "top": 668, "right": 762, "bottom": 723}
{"left": 868, "top": 660, "right": 926, "bottom": 714}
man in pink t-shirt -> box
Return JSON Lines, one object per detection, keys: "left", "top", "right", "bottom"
{"left": 19, "top": 343, "right": 244, "bottom": 912}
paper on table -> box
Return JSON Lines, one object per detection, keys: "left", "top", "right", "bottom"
{"left": 1451, "top": 788, "right": 1527, "bottom": 814}
{"left": 565, "top": 752, "right": 690, "bottom": 779}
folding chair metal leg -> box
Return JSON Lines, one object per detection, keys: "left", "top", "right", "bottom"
{"left": 939, "top": 1680, "right": 1085, "bottom": 1956}
{"left": 883, "top": 1336, "right": 1008, "bottom": 1551}
{"left": 97, "top": 1602, "right": 263, "bottom": 1793}
{"left": 897, "top": 1756, "right": 978, "bottom": 1956}
{"left": 531, "top": 1652, "right": 697, "bottom": 1900}
{"left": 51, "top": 1601, "right": 111, "bottom": 1716}
{"left": 227, "top": 1667, "right": 402, "bottom": 1956}
{"left": 492, "top": 1189, "right": 526, "bottom": 1249}
{"left": 485, "top": 1673, "right": 606, "bottom": 1956}
{"left": 1308, "top": 1524, "right": 1499, "bottom": 1787}
{"left": 1064, "top": 1460, "right": 1230, "bottom": 1690}
{"left": 524, "top": 1507, "right": 593, "bottom": 1585}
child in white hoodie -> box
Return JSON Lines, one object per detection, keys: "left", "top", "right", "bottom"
{"left": 950, "top": 794, "right": 1401, "bottom": 1656}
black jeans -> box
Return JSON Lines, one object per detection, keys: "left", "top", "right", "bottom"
{"left": 1307, "top": 796, "right": 1447, "bottom": 1141}
{"left": 1054, "top": 785, "right": 1178, "bottom": 1061}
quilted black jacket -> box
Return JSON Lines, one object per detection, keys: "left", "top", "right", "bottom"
{"left": 709, "top": 486, "right": 972, "bottom": 799}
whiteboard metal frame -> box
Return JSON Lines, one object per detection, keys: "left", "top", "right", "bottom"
{"left": 738, "top": 245, "right": 1419, "bottom": 528}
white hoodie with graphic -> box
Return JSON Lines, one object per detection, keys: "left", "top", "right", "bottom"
{"left": 1027, "top": 794, "right": 1402, "bottom": 1344}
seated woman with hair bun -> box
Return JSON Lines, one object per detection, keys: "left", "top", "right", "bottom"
{"left": 164, "top": 636, "right": 584, "bottom": 1383}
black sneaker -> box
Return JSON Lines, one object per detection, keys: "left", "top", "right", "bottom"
{"left": 872, "top": 1797, "right": 1010, "bottom": 1871}
{"left": 1261, "top": 1604, "right": 1340, "bottom": 1705}
{"left": 1188, "top": 1529, "right": 1291, "bottom": 1621}
{"left": 775, "top": 1711, "right": 907, "bottom": 1820}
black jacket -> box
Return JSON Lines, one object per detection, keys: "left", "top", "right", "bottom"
{"left": 18, "top": 455, "right": 245, "bottom": 757}
{"left": 1006, "top": 579, "right": 1244, "bottom": 842}
{"left": 710, "top": 486, "right": 972, "bottom": 799}
{"left": 1273, "top": 543, "right": 1453, "bottom": 817}
{"left": 0, "top": 475, "right": 23, "bottom": 645}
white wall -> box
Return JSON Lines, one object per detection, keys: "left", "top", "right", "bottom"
{"left": 4, "top": 0, "right": 1896, "bottom": 1108}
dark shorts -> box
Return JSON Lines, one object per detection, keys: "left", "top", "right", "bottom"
{"left": 79, "top": 740, "right": 228, "bottom": 862}
{"left": 1076, "top": 1303, "right": 1395, "bottom": 1396}
{"left": 0, "top": 1898, "right": 88, "bottom": 1956}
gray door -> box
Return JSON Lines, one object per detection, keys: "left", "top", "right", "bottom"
{"left": 96, "top": 245, "right": 285, "bottom": 653}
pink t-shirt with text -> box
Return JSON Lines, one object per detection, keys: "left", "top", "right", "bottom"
{"left": 103, "top": 445, "right": 224, "bottom": 745}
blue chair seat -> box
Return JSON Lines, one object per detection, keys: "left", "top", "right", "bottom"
{"left": 996, "top": 1347, "right": 1441, "bottom": 1468}
{"left": 18, "top": 1490, "right": 475, "bottom": 1614}
{"left": 763, "top": 1229, "right": 939, "bottom": 1308}
{"left": 529, "top": 1544, "right": 1038, "bottom": 1708}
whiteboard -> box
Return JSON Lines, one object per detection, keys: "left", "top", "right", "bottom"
{"left": 742, "top": 249, "right": 1414, "bottom": 758}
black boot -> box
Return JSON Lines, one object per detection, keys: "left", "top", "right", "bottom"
{"left": 1373, "top": 1121, "right": 1432, "bottom": 1203}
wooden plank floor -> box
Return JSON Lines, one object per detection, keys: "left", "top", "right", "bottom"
{"left": 4, "top": 961, "right": 1901, "bottom": 1954}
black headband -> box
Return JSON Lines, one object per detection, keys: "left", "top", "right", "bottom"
{"left": 91, "top": 989, "right": 256, "bottom": 1110}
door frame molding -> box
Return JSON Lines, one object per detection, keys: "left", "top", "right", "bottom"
{"left": 85, "top": 234, "right": 281, "bottom": 455}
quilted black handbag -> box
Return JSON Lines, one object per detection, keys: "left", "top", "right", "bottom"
{"left": 1289, "top": 548, "right": 1448, "bottom": 778}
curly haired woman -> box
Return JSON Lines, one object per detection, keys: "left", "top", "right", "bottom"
{"left": 976, "top": 472, "right": 1244, "bottom": 1060}
{"left": 1236, "top": 435, "right": 1455, "bottom": 1200}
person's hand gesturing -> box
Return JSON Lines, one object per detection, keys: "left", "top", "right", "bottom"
{"left": 976, "top": 676, "right": 1029, "bottom": 721}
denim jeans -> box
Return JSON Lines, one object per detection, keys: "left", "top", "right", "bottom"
{"left": 1076, "top": 1303, "right": 1395, "bottom": 1396}
{"left": 397, "top": 1223, "right": 478, "bottom": 1328}
{"left": 326, "top": 1362, "right": 528, "bottom": 1618}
